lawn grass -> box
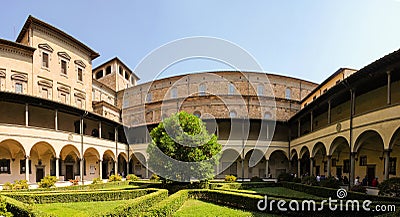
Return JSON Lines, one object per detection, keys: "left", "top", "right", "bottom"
{"left": 238, "top": 187, "right": 323, "bottom": 200}
{"left": 173, "top": 199, "right": 280, "bottom": 217}
{"left": 35, "top": 199, "right": 132, "bottom": 217}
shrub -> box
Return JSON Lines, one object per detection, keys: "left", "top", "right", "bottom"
{"left": 97, "top": 189, "right": 168, "bottom": 216}
{"left": 301, "top": 176, "right": 318, "bottom": 186}
{"left": 350, "top": 184, "right": 367, "bottom": 193}
{"left": 3, "top": 189, "right": 155, "bottom": 204}
{"left": 143, "top": 190, "right": 188, "bottom": 217}
{"left": 224, "top": 175, "right": 237, "bottom": 182}
{"left": 250, "top": 176, "right": 263, "bottom": 182}
{"left": 150, "top": 174, "right": 160, "bottom": 182}
{"left": 38, "top": 176, "right": 58, "bottom": 188}
{"left": 69, "top": 179, "right": 79, "bottom": 186}
{"left": 108, "top": 174, "right": 123, "bottom": 182}
{"left": 2, "top": 182, "right": 13, "bottom": 191}
{"left": 0, "top": 196, "right": 12, "bottom": 217}
{"left": 277, "top": 173, "right": 293, "bottom": 182}
{"left": 91, "top": 177, "right": 103, "bottom": 185}
{"left": 292, "top": 177, "right": 301, "bottom": 183}
{"left": 126, "top": 174, "right": 139, "bottom": 181}
{"left": 319, "top": 176, "right": 340, "bottom": 189}
{"left": 2, "top": 180, "right": 29, "bottom": 191}
{"left": 379, "top": 177, "right": 400, "bottom": 197}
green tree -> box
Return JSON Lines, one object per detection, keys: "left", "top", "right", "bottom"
{"left": 147, "top": 111, "right": 222, "bottom": 182}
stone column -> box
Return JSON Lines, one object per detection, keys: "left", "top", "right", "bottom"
{"left": 114, "top": 160, "right": 118, "bottom": 175}
{"left": 145, "top": 161, "right": 149, "bottom": 178}
{"left": 384, "top": 150, "right": 391, "bottom": 180}
{"left": 25, "top": 156, "right": 30, "bottom": 182}
{"left": 327, "top": 155, "right": 332, "bottom": 177}
{"left": 310, "top": 111, "right": 313, "bottom": 132}
{"left": 99, "top": 159, "right": 103, "bottom": 179}
{"left": 265, "top": 159, "right": 269, "bottom": 178}
{"left": 297, "top": 159, "right": 301, "bottom": 177}
{"left": 310, "top": 157, "right": 314, "bottom": 176}
{"left": 55, "top": 158, "right": 60, "bottom": 179}
{"left": 350, "top": 152, "right": 356, "bottom": 186}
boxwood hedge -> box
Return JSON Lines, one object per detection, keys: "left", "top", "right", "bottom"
{"left": 142, "top": 190, "right": 189, "bottom": 217}
{"left": 95, "top": 189, "right": 168, "bottom": 217}
{"left": 3, "top": 188, "right": 156, "bottom": 204}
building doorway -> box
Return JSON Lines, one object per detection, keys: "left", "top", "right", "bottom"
{"left": 36, "top": 167, "right": 44, "bottom": 182}
{"left": 66, "top": 165, "right": 74, "bottom": 180}
{"left": 336, "top": 166, "right": 342, "bottom": 178}
{"left": 367, "top": 166, "right": 376, "bottom": 186}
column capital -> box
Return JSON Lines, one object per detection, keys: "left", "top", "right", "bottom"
{"left": 25, "top": 155, "right": 30, "bottom": 159}
{"left": 384, "top": 149, "right": 392, "bottom": 153}
{"left": 387, "top": 70, "right": 392, "bottom": 75}
{"left": 326, "top": 155, "right": 332, "bottom": 159}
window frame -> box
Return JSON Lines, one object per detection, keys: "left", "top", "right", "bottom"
{"left": 0, "top": 159, "right": 11, "bottom": 174}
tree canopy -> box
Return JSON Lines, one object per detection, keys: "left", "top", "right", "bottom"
{"left": 147, "top": 111, "right": 222, "bottom": 182}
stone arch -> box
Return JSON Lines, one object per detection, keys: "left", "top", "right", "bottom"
{"left": 0, "top": 139, "right": 26, "bottom": 182}
{"left": 60, "top": 144, "right": 80, "bottom": 160}
{"left": 219, "top": 149, "right": 240, "bottom": 177}
{"left": 290, "top": 149, "right": 298, "bottom": 160}
{"left": 389, "top": 126, "right": 400, "bottom": 150}
{"left": 269, "top": 150, "right": 289, "bottom": 178}
{"left": 354, "top": 130, "right": 384, "bottom": 185}
{"left": 117, "top": 152, "right": 128, "bottom": 176}
{"left": 129, "top": 152, "right": 147, "bottom": 178}
{"left": 30, "top": 141, "right": 56, "bottom": 159}
{"left": 244, "top": 149, "right": 266, "bottom": 178}
{"left": 299, "top": 146, "right": 310, "bottom": 159}
{"left": 0, "top": 139, "right": 26, "bottom": 158}
{"left": 312, "top": 142, "right": 326, "bottom": 158}
{"left": 329, "top": 136, "right": 349, "bottom": 156}
{"left": 103, "top": 150, "right": 115, "bottom": 161}
{"left": 354, "top": 130, "right": 384, "bottom": 153}
{"left": 84, "top": 147, "right": 100, "bottom": 160}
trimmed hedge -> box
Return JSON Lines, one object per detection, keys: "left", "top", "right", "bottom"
{"left": 2, "top": 195, "right": 49, "bottom": 217}
{"left": 188, "top": 189, "right": 394, "bottom": 217}
{"left": 142, "top": 190, "right": 189, "bottom": 217}
{"left": 95, "top": 189, "right": 168, "bottom": 217}
{"left": 1, "top": 181, "right": 131, "bottom": 193}
{"left": 3, "top": 189, "right": 155, "bottom": 204}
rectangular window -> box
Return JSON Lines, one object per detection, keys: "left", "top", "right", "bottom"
{"left": 77, "top": 98, "right": 82, "bottom": 108}
{"left": 20, "top": 159, "right": 32, "bottom": 174}
{"left": 0, "top": 159, "right": 10, "bottom": 174}
{"left": 15, "top": 83, "right": 23, "bottom": 93}
{"left": 60, "top": 93, "right": 67, "bottom": 103}
{"left": 389, "top": 157, "right": 397, "bottom": 175}
{"left": 228, "top": 83, "right": 235, "bottom": 95}
{"left": 146, "top": 93, "right": 152, "bottom": 102}
{"left": 42, "top": 52, "right": 49, "bottom": 68}
{"left": 360, "top": 156, "right": 367, "bottom": 166}
{"left": 77, "top": 68, "right": 83, "bottom": 82}
{"left": 41, "top": 87, "right": 48, "bottom": 99}
{"left": 343, "top": 159, "right": 350, "bottom": 173}
{"left": 61, "top": 60, "right": 67, "bottom": 74}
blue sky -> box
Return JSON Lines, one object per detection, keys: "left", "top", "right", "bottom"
{"left": 1, "top": 0, "right": 400, "bottom": 84}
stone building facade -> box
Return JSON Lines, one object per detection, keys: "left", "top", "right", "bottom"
{"left": 0, "top": 15, "right": 399, "bottom": 186}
